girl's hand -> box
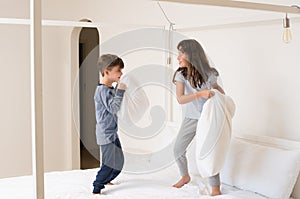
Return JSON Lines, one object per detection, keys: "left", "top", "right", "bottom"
{"left": 195, "top": 89, "right": 214, "bottom": 99}
{"left": 208, "top": 90, "right": 215, "bottom": 98}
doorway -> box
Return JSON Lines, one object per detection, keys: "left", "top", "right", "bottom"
{"left": 79, "top": 27, "right": 100, "bottom": 169}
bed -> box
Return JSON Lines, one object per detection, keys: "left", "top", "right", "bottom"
{"left": 0, "top": 134, "right": 299, "bottom": 199}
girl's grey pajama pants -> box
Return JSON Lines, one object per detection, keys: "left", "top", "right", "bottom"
{"left": 173, "top": 118, "right": 220, "bottom": 186}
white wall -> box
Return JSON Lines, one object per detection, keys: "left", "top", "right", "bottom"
{"left": 0, "top": 0, "right": 168, "bottom": 178}
{"left": 0, "top": 0, "right": 299, "bottom": 178}
{"left": 184, "top": 23, "right": 300, "bottom": 141}
{"left": 42, "top": 26, "right": 75, "bottom": 172}
{"left": 0, "top": 24, "right": 31, "bottom": 177}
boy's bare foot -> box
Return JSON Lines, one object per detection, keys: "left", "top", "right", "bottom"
{"left": 210, "top": 185, "right": 221, "bottom": 196}
{"left": 172, "top": 174, "right": 191, "bottom": 188}
{"left": 106, "top": 182, "right": 114, "bottom": 185}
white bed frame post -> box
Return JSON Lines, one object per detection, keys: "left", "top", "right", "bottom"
{"left": 30, "top": 0, "right": 44, "bottom": 198}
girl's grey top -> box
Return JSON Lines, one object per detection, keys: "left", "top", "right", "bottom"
{"left": 174, "top": 72, "right": 217, "bottom": 119}
{"left": 94, "top": 84, "right": 125, "bottom": 145}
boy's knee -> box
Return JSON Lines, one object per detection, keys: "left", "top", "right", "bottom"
{"left": 118, "top": 160, "right": 124, "bottom": 171}
{"left": 113, "top": 157, "right": 124, "bottom": 171}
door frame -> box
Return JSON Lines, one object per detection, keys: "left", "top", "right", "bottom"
{"left": 70, "top": 19, "right": 101, "bottom": 169}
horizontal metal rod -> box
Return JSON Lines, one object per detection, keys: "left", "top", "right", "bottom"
{"left": 175, "top": 17, "right": 300, "bottom": 32}
{"left": 0, "top": 18, "right": 164, "bottom": 28}
{"left": 157, "top": 0, "right": 300, "bottom": 14}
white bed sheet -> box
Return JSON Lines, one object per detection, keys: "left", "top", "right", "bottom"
{"left": 0, "top": 164, "right": 267, "bottom": 199}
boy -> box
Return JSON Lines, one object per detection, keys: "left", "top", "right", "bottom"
{"left": 92, "top": 54, "right": 126, "bottom": 194}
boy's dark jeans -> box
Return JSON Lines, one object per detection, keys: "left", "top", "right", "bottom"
{"left": 93, "top": 138, "right": 124, "bottom": 193}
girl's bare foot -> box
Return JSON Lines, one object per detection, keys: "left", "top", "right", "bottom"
{"left": 172, "top": 174, "right": 191, "bottom": 188}
{"left": 210, "top": 185, "right": 221, "bottom": 196}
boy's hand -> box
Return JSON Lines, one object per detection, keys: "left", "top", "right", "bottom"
{"left": 117, "top": 83, "right": 127, "bottom": 90}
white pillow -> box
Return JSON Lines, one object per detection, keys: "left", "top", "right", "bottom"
{"left": 195, "top": 90, "right": 235, "bottom": 177}
{"left": 221, "top": 138, "right": 300, "bottom": 199}
{"left": 117, "top": 74, "right": 149, "bottom": 125}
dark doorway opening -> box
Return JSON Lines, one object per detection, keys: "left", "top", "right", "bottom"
{"left": 79, "top": 27, "right": 100, "bottom": 169}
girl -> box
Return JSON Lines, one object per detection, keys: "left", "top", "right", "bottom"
{"left": 172, "top": 39, "right": 225, "bottom": 196}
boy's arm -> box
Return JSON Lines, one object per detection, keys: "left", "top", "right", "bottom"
{"left": 101, "top": 87, "right": 125, "bottom": 114}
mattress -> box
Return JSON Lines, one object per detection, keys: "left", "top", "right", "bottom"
{"left": 0, "top": 164, "right": 267, "bottom": 199}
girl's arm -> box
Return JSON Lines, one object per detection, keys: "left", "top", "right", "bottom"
{"left": 212, "top": 83, "right": 225, "bottom": 94}
{"left": 176, "top": 81, "right": 212, "bottom": 104}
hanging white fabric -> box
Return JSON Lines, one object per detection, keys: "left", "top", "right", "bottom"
{"left": 195, "top": 89, "right": 235, "bottom": 178}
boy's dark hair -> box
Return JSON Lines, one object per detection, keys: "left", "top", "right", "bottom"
{"left": 97, "top": 54, "right": 124, "bottom": 76}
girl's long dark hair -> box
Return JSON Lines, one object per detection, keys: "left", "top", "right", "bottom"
{"left": 172, "top": 39, "right": 218, "bottom": 88}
